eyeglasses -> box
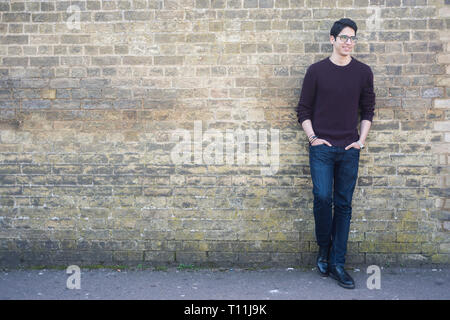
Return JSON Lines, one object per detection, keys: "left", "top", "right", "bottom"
{"left": 337, "top": 35, "right": 358, "bottom": 43}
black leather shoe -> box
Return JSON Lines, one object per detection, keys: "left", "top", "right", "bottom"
{"left": 316, "top": 246, "right": 329, "bottom": 277}
{"left": 329, "top": 265, "right": 355, "bottom": 289}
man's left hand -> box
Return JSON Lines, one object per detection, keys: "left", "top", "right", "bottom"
{"left": 344, "top": 142, "right": 361, "bottom": 150}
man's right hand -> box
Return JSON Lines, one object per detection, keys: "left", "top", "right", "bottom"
{"left": 311, "top": 138, "right": 332, "bottom": 147}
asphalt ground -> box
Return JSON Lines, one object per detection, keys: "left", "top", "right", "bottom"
{"left": 0, "top": 266, "right": 449, "bottom": 300}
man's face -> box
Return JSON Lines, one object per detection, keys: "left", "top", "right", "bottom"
{"left": 330, "top": 26, "right": 356, "bottom": 56}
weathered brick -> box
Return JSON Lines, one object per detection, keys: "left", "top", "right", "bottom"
{"left": 0, "top": 3, "right": 10, "bottom": 11}
{"left": 32, "top": 13, "right": 61, "bottom": 22}
{"left": 49, "top": 78, "right": 80, "bottom": 88}
{"left": 378, "top": 31, "right": 410, "bottom": 41}
{"left": 94, "top": 11, "right": 122, "bottom": 21}
{"left": 91, "top": 56, "right": 120, "bottom": 65}
{"left": 61, "top": 35, "right": 91, "bottom": 44}
{"left": 154, "top": 33, "right": 185, "bottom": 43}
{"left": 30, "top": 57, "right": 59, "bottom": 67}
{"left": 154, "top": 56, "right": 184, "bottom": 65}
{"left": 80, "top": 78, "right": 110, "bottom": 88}
{"left": 2, "top": 57, "right": 28, "bottom": 66}
{"left": 22, "top": 100, "right": 51, "bottom": 109}
{"left": 122, "top": 56, "right": 153, "bottom": 65}
{"left": 433, "top": 99, "right": 450, "bottom": 108}
{"left": 124, "top": 11, "right": 153, "bottom": 21}
{"left": 0, "top": 35, "right": 28, "bottom": 44}
{"left": 2, "top": 13, "right": 30, "bottom": 22}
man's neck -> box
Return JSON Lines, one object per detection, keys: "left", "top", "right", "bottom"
{"left": 329, "top": 54, "right": 352, "bottom": 66}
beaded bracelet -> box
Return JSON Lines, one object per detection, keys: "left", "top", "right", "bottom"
{"left": 309, "top": 135, "right": 318, "bottom": 145}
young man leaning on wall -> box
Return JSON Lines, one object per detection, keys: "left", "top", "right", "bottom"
{"left": 296, "top": 18, "right": 376, "bottom": 289}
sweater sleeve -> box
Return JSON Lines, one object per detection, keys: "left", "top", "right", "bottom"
{"left": 296, "top": 65, "right": 317, "bottom": 125}
{"left": 359, "top": 67, "right": 375, "bottom": 122}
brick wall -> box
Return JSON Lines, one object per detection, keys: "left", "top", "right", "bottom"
{"left": 0, "top": 0, "right": 449, "bottom": 268}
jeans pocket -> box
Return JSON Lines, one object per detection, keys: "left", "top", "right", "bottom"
{"left": 347, "top": 147, "right": 361, "bottom": 159}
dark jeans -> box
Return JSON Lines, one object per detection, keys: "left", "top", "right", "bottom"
{"left": 309, "top": 144, "right": 360, "bottom": 267}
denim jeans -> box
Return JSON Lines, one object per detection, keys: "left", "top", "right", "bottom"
{"left": 308, "top": 144, "right": 360, "bottom": 267}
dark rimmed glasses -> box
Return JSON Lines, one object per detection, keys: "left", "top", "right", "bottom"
{"left": 337, "top": 35, "right": 358, "bottom": 43}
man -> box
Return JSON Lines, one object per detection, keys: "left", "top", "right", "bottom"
{"left": 296, "top": 18, "right": 375, "bottom": 289}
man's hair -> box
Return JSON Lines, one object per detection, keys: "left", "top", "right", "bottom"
{"left": 330, "top": 18, "right": 358, "bottom": 40}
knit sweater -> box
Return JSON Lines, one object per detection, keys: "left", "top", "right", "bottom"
{"left": 296, "top": 56, "right": 375, "bottom": 147}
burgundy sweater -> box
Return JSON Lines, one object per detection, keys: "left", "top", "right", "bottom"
{"left": 296, "top": 56, "right": 375, "bottom": 147}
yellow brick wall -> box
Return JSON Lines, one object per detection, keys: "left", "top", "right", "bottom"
{"left": 0, "top": 0, "right": 448, "bottom": 267}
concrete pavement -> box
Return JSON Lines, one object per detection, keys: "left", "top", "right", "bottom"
{"left": 1, "top": 265, "right": 449, "bottom": 300}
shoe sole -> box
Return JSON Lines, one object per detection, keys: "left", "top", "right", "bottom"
{"left": 317, "top": 267, "right": 329, "bottom": 277}
{"left": 329, "top": 272, "right": 355, "bottom": 289}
